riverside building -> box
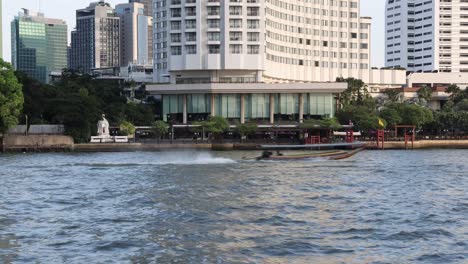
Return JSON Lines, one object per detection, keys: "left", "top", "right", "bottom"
{"left": 69, "top": 1, "right": 120, "bottom": 73}
{"left": 11, "top": 9, "right": 67, "bottom": 83}
{"left": 148, "top": 0, "right": 402, "bottom": 124}
{"left": 385, "top": 0, "right": 468, "bottom": 73}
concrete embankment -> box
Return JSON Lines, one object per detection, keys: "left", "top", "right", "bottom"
{"left": 366, "top": 140, "right": 468, "bottom": 150}
{"left": 3, "top": 135, "right": 468, "bottom": 152}
{"left": 73, "top": 143, "right": 213, "bottom": 152}
{"left": 73, "top": 143, "right": 258, "bottom": 152}
{"left": 2, "top": 135, "right": 74, "bottom": 152}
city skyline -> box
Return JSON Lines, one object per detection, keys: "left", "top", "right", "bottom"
{"left": 2, "top": 0, "right": 385, "bottom": 66}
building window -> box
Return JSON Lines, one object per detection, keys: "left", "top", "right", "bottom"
{"left": 230, "top": 44, "right": 242, "bottom": 54}
{"left": 230, "top": 19, "right": 242, "bottom": 28}
{"left": 186, "top": 45, "right": 196, "bottom": 54}
{"left": 247, "top": 45, "right": 259, "bottom": 54}
{"left": 171, "top": 46, "right": 182, "bottom": 55}
{"left": 209, "top": 45, "right": 220, "bottom": 54}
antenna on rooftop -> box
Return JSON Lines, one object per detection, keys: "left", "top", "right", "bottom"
{"left": 39, "top": 0, "right": 42, "bottom": 12}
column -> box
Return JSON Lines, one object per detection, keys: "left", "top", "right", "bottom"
{"left": 269, "top": 94, "right": 275, "bottom": 124}
{"left": 240, "top": 94, "right": 245, "bottom": 124}
{"left": 299, "top": 93, "right": 304, "bottom": 123}
{"left": 210, "top": 94, "right": 215, "bottom": 117}
{"left": 183, "top": 94, "right": 188, "bottom": 124}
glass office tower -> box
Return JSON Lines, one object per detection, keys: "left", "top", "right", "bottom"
{"left": 11, "top": 9, "right": 67, "bottom": 83}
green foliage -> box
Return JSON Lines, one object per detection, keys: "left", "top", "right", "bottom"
{"left": 0, "top": 59, "right": 24, "bottom": 133}
{"left": 383, "top": 89, "right": 401, "bottom": 103}
{"left": 19, "top": 69, "right": 156, "bottom": 142}
{"left": 454, "top": 99, "right": 468, "bottom": 112}
{"left": 432, "top": 111, "right": 468, "bottom": 134}
{"left": 336, "top": 77, "right": 370, "bottom": 105}
{"left": 300, "top": 117, "right": 342, "bottom": 130}
{"left": 446, "top": 84, "right": 465, "bottom": 103}
{"left": 152, "top": 120, "right": 168, "bottom": 139}
{"left": 379, "top": 107, "right": 402, "bottom": 128}
{"left": 336, "top": 104, "right": 380, "bottom": 132}
{"left": 124, "top": 102, "right": 154, "bottom": 126}
{"left": 380, "top": 103, "right": 433, "bottom": 129}
{"left": 417, "top": 85, "right": 433, "bottom": 104}
{"left": 236, "top": 123, "right": 258, "bottom": 137}
{"left": 119, "top": 121, "right": 136, "bottom": 136}
{"left": 194, "top": 116, "right": 229, "bottom": 136}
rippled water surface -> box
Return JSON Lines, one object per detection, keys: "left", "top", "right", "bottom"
{"left": 0, "top": 150, "right": 467, "bottom": 263}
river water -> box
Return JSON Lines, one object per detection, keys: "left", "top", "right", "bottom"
{"left": 0, "top": 150, "right": 467, "bottom": 263}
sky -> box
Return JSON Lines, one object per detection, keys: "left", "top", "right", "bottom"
{"left": 2, "top": 0, "right": 385, "bottom": 66}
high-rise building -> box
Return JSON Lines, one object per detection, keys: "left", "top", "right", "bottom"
{"left": 153, "top": 0, "right": 371, "bottom": 84}
{"left": 11, "top": 9, "right": 67, "bottom": 83}
{"left": 0, "top": 0, "right": 3, "bottom": 59}
{"left": 385, "top": 0, "right": 468, "bottom": 73}
{"left": 116, "top": 2, "right": 153, "bottom": 66}
{"left": 146, "top": 0, "right": 399, "bottom": 124}
{"left": 129, "top": 0, "right": 153, "bottom": 17}
{"left": 69, "top": 1, "right": 120, "bottom": 73}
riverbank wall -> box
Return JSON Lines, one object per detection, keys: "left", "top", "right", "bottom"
{"left": 2, "top": 135, "right": 74, "bottom": 152}
{"left": 3, "top": 135, "right": 468, "bottom": 153}
{"left": 366, "top": 140, "right": 468, "bottom": 150}
{"left": 72, "top": 140, "right": 468, "bottom": 152}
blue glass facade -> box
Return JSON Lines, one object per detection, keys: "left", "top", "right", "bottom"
{"left": 11, "top": 14, "right": 67, "bottom": 83}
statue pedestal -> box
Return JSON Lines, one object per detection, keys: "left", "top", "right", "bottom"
{"left": 90, "top": 136, "right": 128, "bottom": 143}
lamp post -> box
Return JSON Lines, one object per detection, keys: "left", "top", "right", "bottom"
{"left": 25, "top": 115, "right": 28, "bottom": 136}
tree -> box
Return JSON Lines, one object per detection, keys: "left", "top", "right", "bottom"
{"left": 454, "top": 99, "right": 468, "bottom": 112}
{"left": 417, "top": 85, "right": 433, "bottom": 105}
{"left": 152, "top": 120, "right": 168, "bottom": 140}
{"left": 446, "top": 84, "right": 463, "bottom": 102}
{"left": 120, "top": 121, "right": 136, "bottom": 136}
{"left": 336, "top": 77, "right": 370, "bottom": 105}
{"left": 336, "top": 104, "right": 381, "bottom": 133}
{"left": 380, "top": 107, "right": 402, "bottom": 129}
{"left": 236, "top": 123, "right": 258, "bottom": 140}
{"left": 383, "top": 89, "right": 402, "bottom": 103}
{"left": 19, "top": 69, "right": 157, "bottom": 142}
{"left": 300, "top": 117, "right": 341, "bottom": 130}
{"left": 0, "top": 59, "right": 24, "bottom": 133}
{"left": 397, "top": 103, "right": 434, "bottom": 129}
{"left": 194, "top": 116, "right": 229, "bottom": 139}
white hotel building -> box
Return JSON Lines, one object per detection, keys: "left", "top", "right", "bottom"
{"left": 148, "top": 0, "right": 405, "bottom": 124}
{"left": 385, "top": 0, "right": 468, "bottom": 73}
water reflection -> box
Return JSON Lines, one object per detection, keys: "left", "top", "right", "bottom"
{"left": 0, "top": 150, "right": 467, "bottom": 263}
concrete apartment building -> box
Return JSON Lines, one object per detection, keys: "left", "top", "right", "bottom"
{"left": 11, "top": 9, "right": 67, "bottom": 83}
{"left": 69, "top": 1, "right": 120, "bottom": 73}
{"left": 148, "top": 0, "right": 403, "bottom": 124}
{"left": 385, "top": 0, "right": 468, "bottom": 73}
{"left": 153, "top": 0, "right": 376, "bottom": 84}
{"left": 116, "top": 2, "right": 153, "bottom": 66}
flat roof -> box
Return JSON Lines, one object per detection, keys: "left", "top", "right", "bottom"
{"left": 146, "top": 82, "right": 347, "bottom": 94}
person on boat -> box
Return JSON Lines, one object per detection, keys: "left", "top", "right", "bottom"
{"left": 258, "top": 151, "right": 273, "bottom": 160}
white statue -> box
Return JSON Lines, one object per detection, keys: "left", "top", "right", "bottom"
{"left": 97, "top": 114, "right": 110, "bottom": 137}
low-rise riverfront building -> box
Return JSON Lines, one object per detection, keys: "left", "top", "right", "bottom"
{"left": 146, "top": 82, "right": 347, "bottom": 124}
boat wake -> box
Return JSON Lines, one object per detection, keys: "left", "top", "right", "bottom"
{"left": 65, "top": 152, "right": 236, "bottom": 167}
